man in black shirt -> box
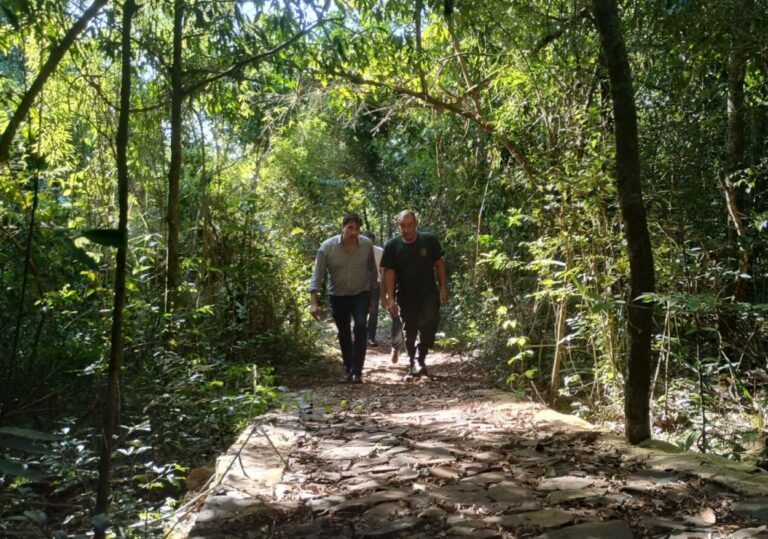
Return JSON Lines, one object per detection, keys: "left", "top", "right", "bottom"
{"left": 380, "top": 210, "right": 448, "bottom": 380}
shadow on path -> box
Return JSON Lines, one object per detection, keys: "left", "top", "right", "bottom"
{"left": 180, "top": 349, "right": 768, "bottom": 538}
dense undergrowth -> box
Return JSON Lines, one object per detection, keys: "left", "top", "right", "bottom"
{"left": 0, "top": 219, "right": 326, "bottom": 537}
{"left": 452, "top": 277, "right": 768, "bottom": 466}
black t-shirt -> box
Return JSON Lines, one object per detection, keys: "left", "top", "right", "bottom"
{"left": 381, "top": 232, "right": 443, "bottom": 299}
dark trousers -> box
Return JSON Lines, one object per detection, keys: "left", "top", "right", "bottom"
{"left": 367, "top": 285, "right": 380, "bottom": 341}
{"left": 398, "top": 291, "right": 440, "bottom": 365}
{"left": 391, "top": 312, "right": 403, "bottom": 349}
{"left": 329, "top": 291, "right": 369, "bottom": 376}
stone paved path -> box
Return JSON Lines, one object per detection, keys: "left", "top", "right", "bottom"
{"left": 180, "top": 349, "right": 768, "bottom": 538}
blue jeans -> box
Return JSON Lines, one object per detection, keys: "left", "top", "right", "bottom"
{"left": 329, "top": 291, "right": 370, "bottom": 376}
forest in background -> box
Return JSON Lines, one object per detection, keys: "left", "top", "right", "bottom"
{"left": 1, "top": 0, "right": 767, "bottom": 536}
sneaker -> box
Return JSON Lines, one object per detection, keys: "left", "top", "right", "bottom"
{"left": 403, "top": 369, "right": 414, "bottom": 381}
{"left": 351, "top": 374, "right": 363, "bottom": 384}
{"left": 342, "top": 373, "right": 353, "bottom": 383}
{"left": 414, "top": 363, "right": 428, "bottom": 377}
{"left": 390, "top": 348, "right": 400, "bottom": 364}
{"left": 367, "top": 338, "right": 377, "bottom": 346}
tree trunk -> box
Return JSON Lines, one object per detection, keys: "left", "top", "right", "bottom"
{"left": 165, "top": 0, "right": 184, "bottom": 313}
{"left": 725, "top": 18, "right": 749, "bottom": 302}
{"left": 4, "top": 154, "right": 41, "bottom": 419}
{"left": 197, "top": 110, "right": 214, "bottom": 295}
{"left": 592, "top": 0, "right": 655, "bottom": 444}
{"left": 717, "top": 1, "right": 752, "bottom": 357}
{"left": 549, "top": 241, "right": 573, "bottom": 404}
{"left": 94, "top": 0, "right": 135, "bottom": 534}
{"left": 0, "top": 0, "right": 108, "bottom": 164}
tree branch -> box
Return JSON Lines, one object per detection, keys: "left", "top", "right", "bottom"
{"left": 0, "top": 0, "right": 109, "bottom": 164}
{"left": 534, "top": 8, "right": 590, "bottom": 53}
{"left": 330, "top": 69, "right": 535, "bottom": 177}
{"left": 183, "top": 18, "right": 338, "bottom": 97}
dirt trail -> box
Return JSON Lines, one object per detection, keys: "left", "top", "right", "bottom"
{"left": 178, "top": 348, "right": 768, "bottom": 538}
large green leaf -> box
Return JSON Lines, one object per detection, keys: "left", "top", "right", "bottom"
{"left": 60, "top": 237, "right": 99, "bottom": 269}
{"left": 81, "top": 228, "right": 127, "bottom": 248}
{"left": 0, "top": 458, "right": 44, "bottom": 480}
{"left": 0, "top": 435, "right": 48, "bottom": 454}
{"left": 0, "top": 427, "right": 57, "bottom": 441}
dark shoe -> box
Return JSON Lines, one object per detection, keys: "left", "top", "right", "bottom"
{"left": 414, "top": 363, "right": 428, "bottom": 377}
{"left": 367, "top": 338, "right": 377, "bottom": 346}
{"left": 342, "top": 373, "right": 353, "bottom": 383}
{"left": 390, "top": 348, "right": 400, "bottom": 364}
{"left": 403, "top": 369, "right": 414, "bottom": 381}
{"left": 351, "top": 374, "right": 363, "bottom": 384}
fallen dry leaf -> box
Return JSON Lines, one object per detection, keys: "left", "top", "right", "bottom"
{"left": 699, "top": 506, "right": 717, "bottom": 524}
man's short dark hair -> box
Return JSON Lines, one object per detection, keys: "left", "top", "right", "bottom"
{"left": 342, "top": 213, "right": 363, "bottom": 227}
{"left": 361, "top": 231, "right": 375, "bottom": 241}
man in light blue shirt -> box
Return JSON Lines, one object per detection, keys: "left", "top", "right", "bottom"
{"left": 309, "top": 213, "right": 377, "bottom": 383}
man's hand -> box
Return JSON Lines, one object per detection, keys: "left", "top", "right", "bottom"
{"left": 309, "top": 290, "right": 321, "bottom": 320}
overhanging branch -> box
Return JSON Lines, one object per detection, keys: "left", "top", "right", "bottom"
{"left": 330, "top": 69, "right": 535, "bottom": 178}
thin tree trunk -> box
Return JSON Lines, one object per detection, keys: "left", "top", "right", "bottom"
{"left": 165, "top": 0, "right": 184, "bottom": 313}
{"left": 592, "top": 0, "right": 655, "bottom": 444}
{"left": 725, "top": 31, "right": 749, "bottom": 301}
{"left": 717, "top": 2, "right": 751, "bottom": 358}
{"left": 549, "top": 247, "right": 572, "bottom": 404}
{"left": 0, "top": 0, "right": 108, "bottom": 164}
{"left": 5, "top": 150, "right": 41, "bottom": 419}
{"left": 549, "top": 298, "right": 569, "bottom": 404}
{"left": 94, "top": 0, "right": 135, "bottom": 533}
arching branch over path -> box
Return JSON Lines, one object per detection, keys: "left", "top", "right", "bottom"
{"left": 330, "top": 69, "right": 535, "bottom": 178}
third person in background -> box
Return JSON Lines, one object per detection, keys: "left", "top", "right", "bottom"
{"left": 361, "top": 231, "right": 383, "bottom": 346}
{"left": 380, "top": 210, "right": 448, "bottom": 381}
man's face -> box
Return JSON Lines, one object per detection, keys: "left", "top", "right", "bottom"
{"left": 398, "top": 214, "right": 418, "bottom": 243}
{"left": 341, "top": 221, "right": 361, "bottom": 242}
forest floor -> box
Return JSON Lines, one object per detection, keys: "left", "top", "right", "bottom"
{"left": 174, "top": 344, "right": 768, "bottom": 538}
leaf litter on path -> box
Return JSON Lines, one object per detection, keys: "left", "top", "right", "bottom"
{"left": 180, "top": 348, "right": 768, "bottom": 538}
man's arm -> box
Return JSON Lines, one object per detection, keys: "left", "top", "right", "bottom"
{"left": 382, "top": 268, "right": 398, "bottom": 316}
{"left": 308, "top": 246, "right": 326, "bottom": 320}
{"left": 435, "top": 258, "right": 447, "bottom": 304}
{"left": 367, "top": 246, "right": 377, "bottom": 313}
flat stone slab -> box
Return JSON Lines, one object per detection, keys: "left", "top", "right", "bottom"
{"left": 538, "top": 475, "right": 596, "bottom": 491}
{"left": 429, "top": 466, "right": 461, "bottom": 480}
{"left": 356, "top": 516, "right": 422, "bottom": 536}
{"left": 732, "top": 497, "right": 768, "bottom": 523}
{"left": 488, "top": 509, "right": 573, "bottom": 529}
{"left": 325, "top": 442, "right": 377, "bottom": 460}
{"left": 487, "top": 481, "right": 537, "bottom": 504}
{"left": 730, "top": 526, "right": 768, "bottom": 539}
{"left": 427, "top": 483, "right": 494, "bottom": 506}
{"left": 461, "top": 471, "right": 509, "bottom": 485}
{"left": 625, "top": 447, "right": 768, "bottom": 497}
{"left": 537, "top": 519, "right": 634, "bottom": 538}
{"left": 547, "top": 487, "right": 606, "bottom": 504}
